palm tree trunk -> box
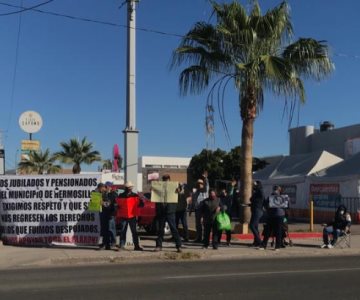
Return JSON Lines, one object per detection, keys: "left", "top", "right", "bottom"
{"left": 239, "top": 87, "right": 257, "bottom": 228}
{"left": 73, "top": 163, "right": 81, "bottom": 174}
{"left": 240, "top": 116, "right": 254, "bottom": 224}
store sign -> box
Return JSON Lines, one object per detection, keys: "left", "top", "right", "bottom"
{"left": 18, "top": 111, "right": 43, "bottom": 134}
{"left": 21, "top": 140, "right": 40, "bottom": 151}
{"left": 310, "top": 183, "right": 340, "bottom": 208}
{"left": 310, "top": 183, "right": 339, "bottom": 194}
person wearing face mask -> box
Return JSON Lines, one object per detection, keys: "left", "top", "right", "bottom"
{"left": 321, "top": 205, "right": 351, "bottom": 249}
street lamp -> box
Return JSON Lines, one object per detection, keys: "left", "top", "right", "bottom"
{"left": 15, "top": 149, "right": 19, "bottom": 174}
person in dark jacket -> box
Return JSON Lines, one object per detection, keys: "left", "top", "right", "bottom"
{"left": 154, "top": 174, "right": 182, "bottom": 253}
{"left": 259, "top": 185, "right": 287, "bottom": 251}
{"left": 321, "top": 205, "right": 351, "bottom": 249}
{"left": 249, "top": 181, "right": 264, "bottom": 247}
{"left": 175, "top": 184, "right": 190, "bottom": 242}
{"left": 104, "top": 181, "right": 117, "bottom": 247}
{"left": 192, "top": 172, "right": 209, "bottom": 243}
{"left": 199, "top": 189, "right": 221, "bottom": 250}
{"left": 217, "top": 189, "right": 232, "bottom": 246}
{"left": 98, "top": 183, "right": 115, "bottom": 250}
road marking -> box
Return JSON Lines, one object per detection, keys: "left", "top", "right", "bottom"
{"left": 165, "top": 267, "right": 360, "bottom": 280}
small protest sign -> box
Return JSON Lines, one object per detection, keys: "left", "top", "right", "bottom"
{"left": 151, "top": 181, "right": 178, "bottom": 203}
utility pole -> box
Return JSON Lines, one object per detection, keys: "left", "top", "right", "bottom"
{"left": 123, "top": 0, "right": 139, "bottom": 191}
{"left": 0, "top": 130, "right": 4, "bottom": 175}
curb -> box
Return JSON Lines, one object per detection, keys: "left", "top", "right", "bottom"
{"left": 221, "top": 232, "right": 322, "bottom": 240}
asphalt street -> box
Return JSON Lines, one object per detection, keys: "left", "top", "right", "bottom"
{"left": 1, "top": 256, "right": 360, "bottom": 300}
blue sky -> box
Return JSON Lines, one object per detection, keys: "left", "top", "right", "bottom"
{"left": 0, "top": 0, "right": 359, "bottom": 171}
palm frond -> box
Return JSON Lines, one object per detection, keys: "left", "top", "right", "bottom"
{"left": 282, "top": 38, "right": 334, "bottom": 80}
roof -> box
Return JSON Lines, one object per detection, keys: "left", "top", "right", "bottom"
{"left": 314, "top": 151, "right": 360, "bottom": 177}
{"left": 253, "top": 151, "right": 343, "bottom": 180}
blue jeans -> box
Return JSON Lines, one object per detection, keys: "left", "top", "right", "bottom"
{"left": 119, "top": 217, "right": 140, "bottom": 247}
{"left": 109, "top": 217, "right": 116, "bottom": 245}
{"left": 175, "top": 211, "right": 189, "bottom": 240}
{"left": 156, "top": 213, "right": 182, "bottom": 249}
{"left": 323, "top": 226, "right": 340, "bottom": 245}
{"left": 195, "top": 208, "right": 203, "bottom": 241}
{"left": 249, "top": 209, "right": 263, "bottom": 246}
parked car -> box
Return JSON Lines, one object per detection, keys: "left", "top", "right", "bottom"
{"left": 112, "top": 185, "right": 170, "bottom": 235}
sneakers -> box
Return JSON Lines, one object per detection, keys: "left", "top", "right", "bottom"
{"left": 134, "top": 246, "right": 143, "bottom": 251}
{"left": 274, "top": 248, "right": 280, "bottom": 252}
{"left": 320, "top": 244, "right": 328, "bottom": 249}
{"left": 202, "top": 245, "right": 209, "bottom": 249}
{"left": 176, "top": 247, "right": 182, "bottom": 253}
{"left": 257, "top": 247, "right": 265, "bottom": 251}
{"left": 327, "top": 244, "right": 334, "bottom": 249}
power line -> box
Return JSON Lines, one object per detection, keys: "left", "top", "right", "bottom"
{"left": 0, "top": 1, "right": 184, "bottom": 38}
{"left": 0, "top": 0, "right": 54, "bottom": 16}
{"left": 1, "top": 1, "right": 360, "bottom": 62}
{"left": 5, "top": 0, "right": 23, "bottom": 136}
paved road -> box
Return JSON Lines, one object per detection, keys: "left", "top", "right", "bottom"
{"left": 1, "top": 256, "right": 360, "bottom": 299}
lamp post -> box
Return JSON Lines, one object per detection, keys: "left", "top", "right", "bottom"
{"left": 15, "top": 149, "right": 19, "bottom": 174}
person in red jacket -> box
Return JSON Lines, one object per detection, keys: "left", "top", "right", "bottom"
{"left": 116, "top": 181, "right": 143, "bottom": 251}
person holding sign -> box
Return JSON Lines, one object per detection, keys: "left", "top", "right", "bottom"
{"left": 153, "top": 174, "right": 182, "bottom": 253}
{"left": 116, "top": 181, "right": 143, "bottom": 251}
{"left": 192, "top": 171, "right": 209, "bottom": 243}
{"left": 259, "top": 185, "right": 288, "bottom": 251}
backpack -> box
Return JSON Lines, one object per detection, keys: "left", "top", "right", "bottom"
{"left": 216, "top": 212, "right": 231, "bottom": 231}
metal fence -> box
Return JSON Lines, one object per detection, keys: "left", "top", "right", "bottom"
{"left": 339, "top": 197, "right": 360, "bottom": 215}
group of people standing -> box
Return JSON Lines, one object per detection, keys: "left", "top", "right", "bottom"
{"left": 94, "top": 170, "right": 294, "bottom": 253}
{"left": 95, "top": 173, "right": 351, "bottom": 253}
{"left": 249, "top": 183, "right": 288, "bottom": 251}
{"left": 191, "top": 172, "right": 234, "bottom": 250}
{"left": 95, "top": 181, "right": 143, "bottom": 251}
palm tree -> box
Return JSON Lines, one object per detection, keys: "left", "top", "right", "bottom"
{"left": 18, "top": 149, "right": 62, "bottom": 175}
{"left": 54, "top": 137, "right": 101, "bottom": 174}
{"left": 171, "top": 1, "right": 334, "bottom": 225}
{"left": 102, "top": 159, "right": 113, "bottom": 171}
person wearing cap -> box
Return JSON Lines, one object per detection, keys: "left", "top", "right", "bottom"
{"left": 117, "top": 181, "right": 143, "bottom": 251}
{"left": 98, "top": 182, "right": 115, "bottom": 250}
{"left": 105, "top": 181, "right": 117, "bottom": 247}
{"left": 192, "top": 171, "right": 209, "bottom": 243}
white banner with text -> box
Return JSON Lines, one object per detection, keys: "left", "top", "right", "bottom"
{"left": 0, "top": 174, "right": 101, "bottom": 246}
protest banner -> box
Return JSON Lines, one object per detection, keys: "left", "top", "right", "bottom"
{"left": 151, "top": 181, "right": 178, "bottom": 203}
{"left": 269, "top": 194, "right": 290, "bottom": 208}
{"left": 0, "top": 174, "right": 101, "bottom": 246}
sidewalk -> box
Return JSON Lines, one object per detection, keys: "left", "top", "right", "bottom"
{"left": 1, "top": 226, "right": 359, "bottom": 270}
